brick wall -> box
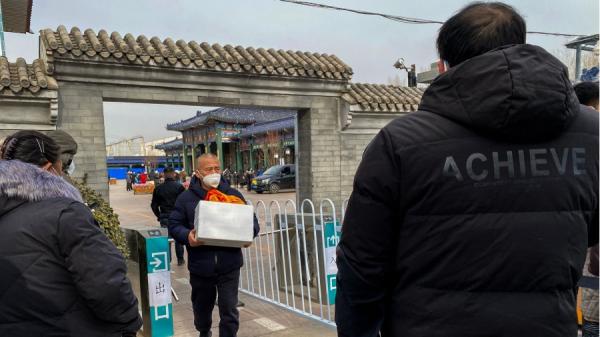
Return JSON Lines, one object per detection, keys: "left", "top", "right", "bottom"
{"left": 57, "top": 83, "right": 109, "bottom": 199}
{"left": 340, "top": 132, "right": 378, "bottom": 199}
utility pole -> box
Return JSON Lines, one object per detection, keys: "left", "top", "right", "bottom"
{"left": 393, "top": 58, "right": 417, "bottom": 87}
{"left": 0, "top": 1, "right": 6, "bottom": 56}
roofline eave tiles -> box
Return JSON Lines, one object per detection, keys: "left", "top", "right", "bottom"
{"left": 40, "top": 26, "right": 353, "bottom": 81}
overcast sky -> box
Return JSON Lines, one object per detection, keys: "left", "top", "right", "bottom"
{"left": 4, "top": 0, "right": 598, "bottom": 143}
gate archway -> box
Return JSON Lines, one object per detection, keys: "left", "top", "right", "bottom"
{"left": 40, "top": 26, "right": 353, "bottom": 203}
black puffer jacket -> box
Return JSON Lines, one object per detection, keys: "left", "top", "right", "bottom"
{"left": 151, "top": 177, "right": 185, "bottom": 220}
{"left": 0, "top": 160, "right": 142, "bottom": 337}
{"left": 336, "top": 44, "right": 598, "bottom": 337}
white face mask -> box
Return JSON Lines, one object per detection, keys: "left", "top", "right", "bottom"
{"left": 202, "top": 173, "right": 221, "bottom": 188}
{"left": 67, "top": 160, "right": 75, "bottom": 176}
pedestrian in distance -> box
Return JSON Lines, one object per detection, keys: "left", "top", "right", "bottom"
{"left": 0, "top": 130, "right": 142, "bottom": 337}
{"left": 336, "top": 3, "right": 598, "bottom": 337}
{"left": 223, "top": 167, "right": 232, "bottom": 186}
{"left": 236, "top": 170, "right": 243, "bottom": 188}
{"left": 232, "top": 170, "right": 238, "bottom": 188}
{"left": 126, "top": 171, "right": 133, "bottom": 191}
{"left": 245, "top": 169, "right": 253, "bottom": 192}
{"left": 151, "top": 166, "right": 186, "bottom": 266}
{"left": 154, "top": 170, "right": 160, "bottom": 185}
{"left": 169, "top": 154, "right": 260, "bottom": 337}
{"left": 140, "top": 171, "right": 148, "bottom": 184}
{"left": 574, "top": 80, "right": 599, "bottom": 337}
{"left": 149, "top": 169, "right": 159, "bottom": 186}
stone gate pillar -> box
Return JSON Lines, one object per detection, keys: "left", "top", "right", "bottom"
{"left": 57, "top": 83, "right": 109, "bottom": 200}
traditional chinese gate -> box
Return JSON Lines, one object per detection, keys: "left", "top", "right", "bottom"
{"left": 36, "top": 26, "right": 354, "bottom": 207}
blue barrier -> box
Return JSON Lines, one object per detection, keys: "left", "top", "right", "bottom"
{"left": 107, "top": 167, "right": 183, "bottom": 180}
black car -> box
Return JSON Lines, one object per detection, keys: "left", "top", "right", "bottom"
{"left": 251, "top": 164, "right": 295, "bottom": 193}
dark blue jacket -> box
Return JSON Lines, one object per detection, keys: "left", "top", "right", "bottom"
{"left": 168, "top": 177, "right": 259, "bottom": 275}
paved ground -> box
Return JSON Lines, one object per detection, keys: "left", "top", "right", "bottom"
{"left": 110, "top": 180, "right": 335, "bottom": 337}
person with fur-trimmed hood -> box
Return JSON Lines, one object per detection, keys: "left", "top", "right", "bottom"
{"left": 0, "top": 130, "right": 142, "bottom": 337}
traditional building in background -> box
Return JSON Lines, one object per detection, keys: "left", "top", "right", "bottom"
{"left": 105, "top": 136, "right": 177, "bottom": 178}
{"left": 154, "top": 138, "right": 184, "bottom": 169}
{"left": 238, "top": 116, "right": 295, "bottom": 171}
{"left": 166, "top": 84, "right": 424, "bottom": 177}
{"left": 167, "top": 107, "right": 295, "bottom": 174}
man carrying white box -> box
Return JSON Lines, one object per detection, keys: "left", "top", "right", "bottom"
{"left": 169, "top": 154, "right": 260, "bottom": 337}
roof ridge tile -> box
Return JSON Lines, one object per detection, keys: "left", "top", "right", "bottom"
{"left": 40, "top": 26, "right": 352, "bottom": 81}
{"left": 0, "top": 57, "right": 57, "bottom": 94}
{"left": 344, "top": 82, "right": 424, "bottom": 113}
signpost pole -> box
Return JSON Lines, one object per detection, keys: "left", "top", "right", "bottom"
{"left": 324, "top": 221, "right": 341, "bottom": 305}
{"left": 136, "top": 228, "right": 174, "bottom": 337}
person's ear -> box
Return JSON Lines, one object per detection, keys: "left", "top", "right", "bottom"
{"left": 41, "top": 162, "right": 53, "bottom": 171}
{"left": 42, "top": 162, "right": 62, "bottom": 176}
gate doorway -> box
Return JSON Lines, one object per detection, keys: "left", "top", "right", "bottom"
{"left": 103, "top": 101, "right": 301, "bottom": 198}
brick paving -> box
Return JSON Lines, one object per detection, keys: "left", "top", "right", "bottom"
{"left": 110, "top": 180, "right": 336, "bottom": 337}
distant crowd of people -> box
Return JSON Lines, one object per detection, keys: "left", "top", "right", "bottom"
{"left": 123, "top": 166, "right": 271, "bottom": 194}
{"left": 125, "top": 169, "right": 188, "bottom": 191}
{"left": 220, "top": 167, "right": 266, "bottom": 192}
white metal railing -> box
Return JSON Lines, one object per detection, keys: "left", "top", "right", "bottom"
{"left": 240, "top": 198, "right": 347, "bottom": 327}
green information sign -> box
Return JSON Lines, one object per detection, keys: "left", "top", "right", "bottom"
{"left": 324, "top": 221, "right": 341, "bottom": 305}
{"left": 145, "top": 236, "right": 174, "bottom": 337}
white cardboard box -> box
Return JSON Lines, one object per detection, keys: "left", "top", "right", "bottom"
{"left": 194, "top": 200, "right": 254, "bottom": 248}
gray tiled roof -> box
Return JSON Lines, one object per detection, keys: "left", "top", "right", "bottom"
{"left": 343, "top": 83, "right": 424, "bottom": 112}
{"left": 167, "top": 107, "right": 295, "bottom": 131}
{"left": 0, "top": 56, "right": 58, "bottom": 94}
{"left": 1, "top": 0, "right": 32, "bottom": 33}
{"left": 40, "top": 26, "right": 353, "bottom": 80}
{"left": 238, "top": 116, "right": 295, "bottom": 137}
{"left": 155, "top": 138, "right": 183, "bottom": 151}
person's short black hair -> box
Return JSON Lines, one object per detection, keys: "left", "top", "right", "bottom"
{"left": 573, "top": 81, "right": 599, "bottom": 106}
{"left": 0, "top": 130, "right": 60, "bottom": 167}
{"left": 437, "top": 2, "right": 526, "bottom": 67}
{"left": 163, "top": 167, "right": 175, "bottom": 174}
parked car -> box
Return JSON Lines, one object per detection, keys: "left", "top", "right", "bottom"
{"left": 251, "top": 164, "right": 295, "bottom": 193}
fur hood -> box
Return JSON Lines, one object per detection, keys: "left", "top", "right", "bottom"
{"left": 0, "top": 159, "right": 83, "bottom": 203}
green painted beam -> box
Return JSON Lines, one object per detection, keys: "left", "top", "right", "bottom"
{"left": 216, "top": 125, "right": 224, "bottom": 169}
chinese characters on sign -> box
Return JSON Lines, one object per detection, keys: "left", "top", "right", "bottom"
{"left": 324, "top": 221, "right": 341, "bottom": 305}
{"left": 146, "top": 235, "right": 174, "bottom": 336}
